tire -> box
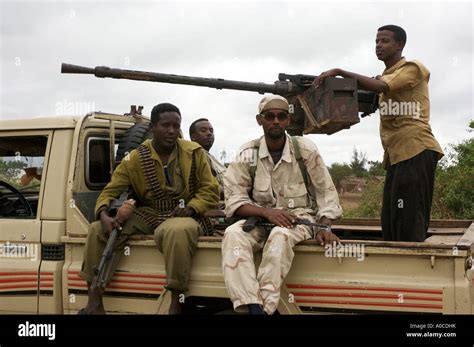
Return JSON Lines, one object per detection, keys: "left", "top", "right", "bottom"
{"left": 116, "top": 123, "right": 153, "bottom": 162}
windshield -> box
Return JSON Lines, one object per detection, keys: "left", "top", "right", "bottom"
{"left": 0, "top": 136, "right": 47, "bottom": 218}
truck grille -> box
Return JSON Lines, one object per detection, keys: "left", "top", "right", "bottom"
{"left": 42, "top": 244, "right": 65, "bottom": 261}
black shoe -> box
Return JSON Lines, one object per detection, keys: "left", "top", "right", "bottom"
{"left": 77, "top": 307, "right": 106, "bottom": 315}
{"left": 248, "top": 304, "right": 266, "bottom": 315}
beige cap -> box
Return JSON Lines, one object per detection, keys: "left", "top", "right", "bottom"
{"left": 258, "top": 95, "right": 289, "bottom": 114}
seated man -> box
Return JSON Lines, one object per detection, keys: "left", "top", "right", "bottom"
{"left": 222, "top": 95, "right": 342, "bottom": 315}
{"left": 79, "top": 103, "right": 219, "bottom": 314}
{"left": 189, "top": 118, "right": 226, "bottom": 202}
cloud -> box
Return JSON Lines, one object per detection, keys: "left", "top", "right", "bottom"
{"left": 1, "top": 0, "right": 472, "bottom": 165}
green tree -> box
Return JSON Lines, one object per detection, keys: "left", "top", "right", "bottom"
{"left": 367, "top": 160, "right": 385, "bottom": 176}
{"left": 0, "top": 159, "right": 27, "bottom": 182}
{"left": 349, "top": 148, "right": 368, "bottom": 177}
{"left": 432, "top": 120, "right": 474, "bottom": 219}
{"left": 328, "top": 162, "right": 352, "bottom": 190}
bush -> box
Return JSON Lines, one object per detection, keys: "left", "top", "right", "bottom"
{"left": 432, "top": 121, "right": 474, "bottom": 219}
{"left": 328, "top": 163, "right": 352, "bottom": 190}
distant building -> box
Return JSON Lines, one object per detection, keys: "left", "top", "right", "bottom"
{"left": 339, "top": 176, "right": 384, "bottom": 194}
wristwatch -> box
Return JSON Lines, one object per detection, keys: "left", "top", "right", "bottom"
{"left": 314, "top": 224, "right": 331, "bottom": 239}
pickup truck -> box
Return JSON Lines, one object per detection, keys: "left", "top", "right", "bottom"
{"left": 0, "top": 111, "right": 473, "bottom": 314}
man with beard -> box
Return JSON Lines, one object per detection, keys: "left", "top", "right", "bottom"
{"left": 78, "top": 103, "right": 219, "bottom": 314}
{"left": 221, "top": 95, "right": 342, "bottom": 315}
{"left": 316, "top": 25, "right": 443, "bottom": 242}
{"left": 189, "top": 118, "right": 226, "bottom": 201}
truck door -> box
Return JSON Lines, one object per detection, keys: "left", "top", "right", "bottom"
{"left": 0, "top": 131, "right": 51, "bottom": 313}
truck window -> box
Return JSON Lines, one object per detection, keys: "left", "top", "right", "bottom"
{"left": 85, "top": 136, "right": 121, "bottom": 189}
{"left": 0, "top": 136, "right": 47, "bottom": 218}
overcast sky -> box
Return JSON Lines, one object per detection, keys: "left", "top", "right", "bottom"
{"left": 1, "top": 0, "right": 472, "bottom": 166}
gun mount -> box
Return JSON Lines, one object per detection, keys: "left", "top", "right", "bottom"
{"left": 61, "top": 63, "right": 378, "bottom": 135}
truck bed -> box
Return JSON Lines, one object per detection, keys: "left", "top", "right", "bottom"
{"left": 60, "top": 219, "right": 474, "bottom": 315}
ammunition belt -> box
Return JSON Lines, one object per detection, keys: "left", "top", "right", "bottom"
{"left": 133, "top": 208, "right": 172, "bottom": 230}
{"left": 188, "top": 149, "right": 197, "bottom": 196}
{"left": 142, "top": 198, "right": 181, "bottom": 213}
{"left": 137, "top": 145, "right": 166, "bottom": 200}
{"left": 134, "top": 143, "right": 213, "bottom": 235}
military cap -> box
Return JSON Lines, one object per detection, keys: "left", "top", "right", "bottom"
{"left": 258, "top": 95, "right": 289, "bottom": 113}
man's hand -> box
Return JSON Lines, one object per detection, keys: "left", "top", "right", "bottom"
{"left": 99, "top": 210, "right": 115, "bottom": 236}
{"left": 315, "top": 229, "right": 340, "bottom": 246}
{"left": 171, "top": 206, "right": 196, "bottom": 217}
{"left": 115, "top": 199, "right": 136, "bottom": 224}
{"left": 315, "top": 216, "right": 338, "bottom": 246}
{"left": 314, "top": 68, "right": 341, "bottom": 88}
{"left": 100, "top": 199, "right": 136, "bottom": 236}
{"left": 315, "top": 68, "right": 389, "bottom": 93}
{"left": 263, "top": 209, "right": 297, "bottom": 229}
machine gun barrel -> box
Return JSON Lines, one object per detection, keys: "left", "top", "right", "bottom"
{"left": 61, "top": 63, "right": 299, "bottom": 95}
{"left": 61, "top": 62, "right": 379, "bottom": 135}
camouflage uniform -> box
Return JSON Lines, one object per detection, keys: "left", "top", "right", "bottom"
{"left": 222, "top": 134, "right": 342, "bottom": 314}
{"left": 206, "top": 151, "right": 226, "bottom": 207}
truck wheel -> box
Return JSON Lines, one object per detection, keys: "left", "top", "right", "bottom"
{"left": 116, "top": 123, "right": 153, "bottom": 162}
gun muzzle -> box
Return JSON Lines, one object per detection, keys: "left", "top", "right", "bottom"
{"left": 61, "top": 63, "right": 95, "bottom": 75}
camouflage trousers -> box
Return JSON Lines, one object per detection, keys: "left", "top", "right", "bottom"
{"left": 79, "top": 207, "right": 201, "bottom": 293}
{"left": 221, "top": 214, "right": 314, "bottom": 314}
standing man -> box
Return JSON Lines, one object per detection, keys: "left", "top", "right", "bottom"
{"left": 222, "top": 95, "right": 342, "bottom": 315}
{"left": 79, "top": 103, "right": 219, "bottom": 314}
{"left": 317, "top": 25, "right": 443, "bottom": 242}
{"left": 189, "top": 118, "right": 226, "bottom": 201}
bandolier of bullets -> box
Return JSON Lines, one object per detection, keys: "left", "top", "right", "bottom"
{"left": 133, "top": 144, "right": 214, "bottom": 235}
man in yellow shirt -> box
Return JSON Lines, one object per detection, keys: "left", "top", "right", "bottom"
{"left": 317, "top": 25, "right": 443, "bottom": 242}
